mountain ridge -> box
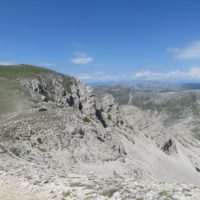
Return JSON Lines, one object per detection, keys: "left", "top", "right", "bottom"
{"left": 1, "top": 65, "right": 200, "bottom": 199}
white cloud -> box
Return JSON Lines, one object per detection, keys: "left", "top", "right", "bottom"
{"left": 76, "top": 72, "right": 128, "bottom": 82}
{"left": 77, "top": 72, "right": 101, "bottom": 81}
{"left": 40, "top": 63, "right": 55, "bottom": 67}
{"left": 183, "top": 67, "right": 200, "bottom": 79}
{"left": 72, "top": 42, "right": 85, "bottom": 48}
{"left": 132, "top": 71, "right": 162, "bottom": 79}
{"left": 168, "top": 40, "right": 200, "bottom": 60}
{"left": 70, "top": 52, "right": 93, "bottom": 65}
{"left": 167, "top": 47, "right": 180, "bottom": 53}
{"left": 0, "top": 61, "right": 16, "bottom": 65}
{"left": 76, "top": 67, "right": 200, "bottom": 82}
{"left": 132, "top": 68, "right": 200, "bottom": 81}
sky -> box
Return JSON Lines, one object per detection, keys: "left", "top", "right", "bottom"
{"left": 1, "top": 0, "right": 200, "bottom": 83}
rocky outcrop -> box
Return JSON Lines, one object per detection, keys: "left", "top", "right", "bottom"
{"left": 22, "top": 76, "right": 97, "bottom": 117}
{"left": 21, "top": 76, "right": 71, "bottom": 104}
{"left": 161, "top": 138, "right": 177, "bottom": 155}
{"left": 52, "top": 78, "right": 68, "bottom": 105}
{"left": 70, "top": 81, "right": 96, "bottom": 116}
{"left": 97, "top": 94, "right": 123, "bottom": 125}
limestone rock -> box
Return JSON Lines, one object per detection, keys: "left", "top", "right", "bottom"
{"left": 99, "top": 94, "right": 123, "bottom": 125}
{"left": 71, "top": 81, "right": 96, "bottom": 116}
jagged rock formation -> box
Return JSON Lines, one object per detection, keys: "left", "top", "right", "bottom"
{"left": 1, "top": 65, "right": 200, "bottom": 199}
{"left": 97, "top": 94, "right": 123, "bottom": 126}
{"left": 161, "top": 139, "right": 176, "bottom": 155}
{"left": 71, "top": 81, "right": 96, "bottom": 116}
{"left": 20, "top": 73, "right": 97, "bottom": 117}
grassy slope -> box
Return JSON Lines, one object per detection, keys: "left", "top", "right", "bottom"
{"left": 0, "top": 65, "right": 74, "bottom": 120}
{"left": 0, "top": 64, "right": 55, "bottom": 79}
{"left": 0, "top": 79, "right": 23, "bottom": 116}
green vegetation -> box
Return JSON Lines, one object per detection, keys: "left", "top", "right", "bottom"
{"left": 38, "top": 107, "right": 48, "bottom": 112}
{"left": 107, "top": 114, "right": 112, "bottom": 120}
{"left": 61, "top": 73, "right": 76, "bottom": 93}
{"left": 40, "top": 90, "right": 50, "bottom": 101}
{"left": 83, "top": 116, "right": 91, "bottom": 123}
{"left": 0, "top": 65, "right": 75, "bottom": 120}
{"left": 62, "top": 191, "right": 71, "bottom": 197}
{"left": 0, "top": 64, "right": 55, "bottom": 79}
{"left": 163, "top": 93, "right": 199, "bottom": 123}
{"left": 196, "top": 167, "right": 200, "bottom": 172}
{"left": 0, "top": 64, "right": 75, "bottom": 90}
{"left": 158, "top": 191, "right": 175, "bottom": 199}
{"left": 69, "top": 182, "right": 90, "bottom": 187}
{"left": 191, "top": 127, "right": 200, "bottom": 140}
{"left": 10, "top": 147, "right": 21, "bottom": 157}
{"left": 100, "top": 188, "right": 118, "bottom": 198}
{"left": 0, "top": 79, "right": 24, "bottom": 117}
{"left": 25, "top": 175, "right": 33, "bottom": 180}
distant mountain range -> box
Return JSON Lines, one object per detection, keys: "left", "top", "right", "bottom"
{"left": 90, "top": 80, "right": 200, "bottom": 92}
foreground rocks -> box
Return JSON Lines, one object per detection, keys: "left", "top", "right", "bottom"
{"left": 1, "top": 172, "right": 200, "bottom": 200}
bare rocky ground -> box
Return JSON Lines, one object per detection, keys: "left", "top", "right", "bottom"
{"left": 1, "top": 172, "right": 200, "bottom": 200}
{"left": 1, "top": 65, "right": 200, "bottom": 199}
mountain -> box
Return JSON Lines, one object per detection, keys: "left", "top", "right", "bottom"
{"left": 1, "top": 65, "right": 200, "bottom": 200}
{"left": 92, "top": 80, "right": 200, "bottom": 92}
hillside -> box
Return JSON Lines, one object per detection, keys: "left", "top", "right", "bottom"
{"left": 1, "top": 66, "right": 200, "bottom": 199}
{"left": 0, "top": 65, "right": 75, "bottom": 120}
{"left": 95, "top": 85, "right": 200, "bottom": 136}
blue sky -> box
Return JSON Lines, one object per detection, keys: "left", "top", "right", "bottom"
{"left": 1, "top": 0, "right": 200, "bottom": 82}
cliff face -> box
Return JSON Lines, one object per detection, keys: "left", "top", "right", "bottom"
{"left": 0, "top": 65, "right": 127, "bottom": 173}
{"left": 71, "top": 81, "right": 97, "bottom": 116}
{"left": 1, "top": 65, "right": 200, "bottom": 200}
